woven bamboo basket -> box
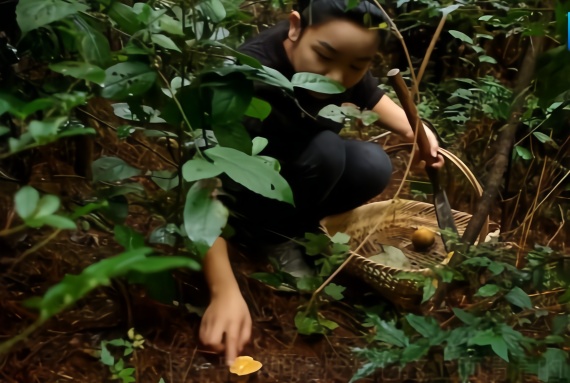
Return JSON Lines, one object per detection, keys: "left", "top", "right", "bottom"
{"left": 320, "top": 147, "right": 498, "bottom": 304}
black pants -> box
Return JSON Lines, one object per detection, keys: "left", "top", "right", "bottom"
{"left": 226, "top": 130, "right": 392, "bottom": 244}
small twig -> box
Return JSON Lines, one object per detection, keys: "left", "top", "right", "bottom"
{"left": 516, "top": 157, "right": 547, "bottom": 267}
{"left": 371, "top": 0, "right": 419, "bottom": 100}
{"left": 8, "top": 229, "right": 62, "bottom": 272}
{"left": 414, "top": 12, "right": 447, "bottom": 93}
{"left": 76, "top": 108, "right": 178, "bottom": 167}
{"left": 546, "top": 205, "right": 565, "bottom": 248}
{"left": 0, "top": 224, "right": 26, "bottom": 237}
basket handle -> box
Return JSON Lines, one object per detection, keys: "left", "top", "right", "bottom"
{"left": 384, "top": 143, "right": 491, "bottom": 243}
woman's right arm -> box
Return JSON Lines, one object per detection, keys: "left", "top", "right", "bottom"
{"left": 199, "top": 237, "right": 252, "bottom": 366}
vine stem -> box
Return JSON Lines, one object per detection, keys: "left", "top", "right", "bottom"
{"left": 0, "top": 319, "right": 45, "bottom": 355}
{"left": 157, "top": 70, "right": 204, "bottom": 159}
{"left": 0, "top": 224, "right": 26, "bottom": 237}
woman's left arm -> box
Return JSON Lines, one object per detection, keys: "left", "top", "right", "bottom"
{"left": 371, "top": 95, "right": 444, "bottom": 169}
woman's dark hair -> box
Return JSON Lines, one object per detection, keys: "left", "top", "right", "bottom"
{"left": 295, "top": 0, "right": 387, "bottom": 29}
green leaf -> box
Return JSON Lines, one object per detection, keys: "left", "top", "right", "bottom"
{"left": 28, "top": 117, "right": 68, "bottom": 143}
{"left": 209, "top": 75, "right": 253, "bottom": 126}
{"left": 469, "top": 330, "right": 509, "bottom": 361}
{"left": 324, "top": 283, "right": 345, "bottom": 300}
{"left": 108, "top": 2, "right": 143, "bottom": 35}
{"left": 533, "top": 131, "right": 552, "bottom": 143}
{"left": 27, "top": 215, "right": 76, "bottom": 229}
{"left": 405, "top": 314, "right": 441, "bottom": 339}
{"left": 479, "top": 15, "right": 494, "bottom": 21}
{"left": 151, "top": 34, "right": 181, "bottom": 52}
{"left": 34, "top": 195, "right": 60, "bottom": 218}
{"left": 199, "top": 0, "right": 226, "bottom": 23}
{"left": 205, "top": 146, "right": 293, "bottom": 204}
{"left": 251, "top": 137, "right": 268, "bottom": 156}
{"left": 449, "top": 30, "right": 473, "bottom": 44}
{"left": 401, "top": 341, "right": 431, "bottom": 362}
{"left": 212, "top": 123, "right": 252, "bottom": 154}
{"left": 475, "top": 284, "right": 501, "bottom": 297}
{"left": 75, "top": 18, "right": 113, "bottom": 68}
{"left": 245, "top": 97, "right": 271, "bottom": 121}
{"left": 24, "top": 248, "right": 200, "bottom": 323}
{"left": 182, "top": 158, "right": 222, "bottom": 182}
{"left": 479, "top": 55, "right": 497, "bottom": 64}
{"left": 100, "top": 342, "right": 115, "bottom": 366}
{"left": 303, "top": 233, "right": 331, "bottom": 256}
{"left": 452, "top": 308, "right": 477, "bottom": 325}
{"left": 421, "top": 278, "right": 436, "bottom": 303}
{"left": 514, "top": 145, "right": 533, "bottom": 160}
{"left": 330, "top": 232, "right": 350, "bottom": 244}
{"left": 49, "top": 61, "right": 105, "bottom": 84}
{"left": 318, "top": 104, "right": 345, "bottom": 123}
{"left": 294, "top": 311, "right": 322, "bottom": 335}
{"left": 16, "top": 0, "right": 89, "bottom": 35}
{"left": 92, "top": 157, "right": 141, "bottom": 182}
{"left": 291, "top": 73, "right": 345, "bottom": 94}
{"left": 151, "top": 170, "right": 179, "bottom": 191}
{"left": 114, "top": 225, "right": 146, "bottom": 251}
{"left": 0, "top": 126, "right": 9, "bottom": 136}
{"left": 183, "top": 179, "right": 229, "bottom": 249}
{"left": 201, "top": 41, "right": 262, "bottom": 69}
{"left": 101, "top": 62, "right": 157, "bottom": 100}
{"left": 250, "top": 272, "right": 284, "bottom": 288}
{"left": 293, "top": 276, "right": 319, "bottom": 292}
{"left": 15, "top": 186, "right": 40, "bottom": 220}
{"left": 368, "top": 316, "right": 409, "bottom": 347}
{"left": 441, "top": 4, "right": 461, "bottom": 15}
{"left": 505, "top": 286, "right": 532, "bottom": 309}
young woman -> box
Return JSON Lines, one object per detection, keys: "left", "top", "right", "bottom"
{"left": 199, "top": 0, "right": 444, "bottom": 365}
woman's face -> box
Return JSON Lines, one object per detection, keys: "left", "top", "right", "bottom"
{"left": 288, "top": 17, "right": 379, "bottom": 95}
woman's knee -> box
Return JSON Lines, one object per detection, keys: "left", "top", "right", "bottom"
{"left": 347, "top": 141, "right": 392, "bottom": 193}
{"left": 295, "top": 130, "right": 345, "bottom": 177}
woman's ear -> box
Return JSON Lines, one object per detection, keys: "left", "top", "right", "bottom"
{"left": 288, "top": 11, "right": 302, "bottom": 42}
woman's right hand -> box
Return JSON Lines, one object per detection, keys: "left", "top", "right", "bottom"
{"left": 199, "top": 287, "right": 252, "bottom": 366}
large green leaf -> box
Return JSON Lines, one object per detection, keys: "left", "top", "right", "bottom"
{"left": 505, "top": 286, "right": 532, "bottom": 309}
{"left": 291, "top": 73, "right": 345, "bottom": 94}
{"left": 212, "top": 123, "right": 252, "bottom": 154}
{"left": 108, "top": 2, "right": 143, "bottom": 35}
{"left": 74, "top": 17, "right": 113, "bottom": 68}
{"left": 101, "top": 62, "right": 157, "bottom": 100}
{"left": 182, "top": 158, "right": 223, "bottom": 182}
{"left": 205, "top": 146, "right": 293, "bottom": 204}
{"left": 209, "top": 74, "right": 253, "bottom": 126}
{"left": 199, "top": 0, "right": 226, "bottom": 23}
{"left": 92, "top": 157, "right": 141, "bottom": 182}
{"left": 49, "top": 61, "right": 105, "bottom": 85}
{"left": 245, "top": 97, "right": 271, "bottom": 121}
{"left": 183, "top": 179, "right": 229, "bottom": 248}
{"left": 16, "top": 0, "right": 89, "bottom": 35}
{"left": 151, "top": 34, "right": 181, "bottom": 52}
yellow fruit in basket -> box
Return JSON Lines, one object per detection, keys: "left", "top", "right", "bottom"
{"left": 412, "top": 228, "right": 435, "bottom": 250}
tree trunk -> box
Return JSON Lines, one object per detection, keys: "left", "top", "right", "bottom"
{"left": 461, "top": 36, "right": 545, "bottom": 246}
